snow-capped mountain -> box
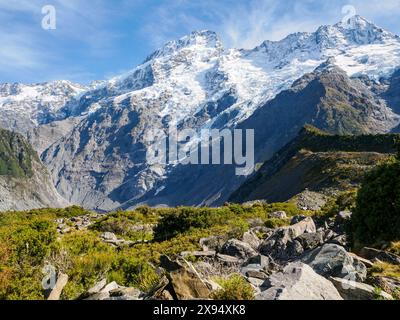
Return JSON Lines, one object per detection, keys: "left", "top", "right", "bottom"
{"left": 1, "top": 15, "right": 400, "bottom": 211}
{"left": 0, "top": 80, "right": 87, "bottom": 134}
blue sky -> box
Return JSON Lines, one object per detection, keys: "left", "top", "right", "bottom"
{"left": 1, "top": 0, "right": 400, "bottom": 84}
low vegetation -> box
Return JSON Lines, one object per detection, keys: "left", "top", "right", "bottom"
{"left": 351, "top": 148, "right": 400, "bottom": 249}
{"left": 212, "top": 274, "right": 255, "bottom": 300}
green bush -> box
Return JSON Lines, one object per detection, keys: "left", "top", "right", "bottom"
{"left": 351, "top": 156, "right": 400, "bottom": 248}
{"left": 212, "top": 274, "right": 255, "bottom": 300}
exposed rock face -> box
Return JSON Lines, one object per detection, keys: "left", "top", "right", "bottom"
{"left": 0, "top": 128, "right": 68, "bottom": 211}
{"left": 301, "top": 244, "right": 367, "bottom": 282}
{"left": 256, "top": 263, "right": 343, "bottom": 300}
{"left": 17, "top": 18, "right": 398, "bottom": 212}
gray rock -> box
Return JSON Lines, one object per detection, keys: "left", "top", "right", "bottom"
{"left": 216, "top": 254, "right": 241, "bottom": 264}
{"left": 301, "top": 244, "right": 367, "bottom": 282}
{"left": 330, "top": 277, "right": 393, "bottom": 300}
{"left": 181, "top": 251, "right": 216, "bottom": 258}
{"left": 259, "top": 217, "right": 316, "bottom": 260}
{"left": 296, "top": 232, "right": 324, "bottom": 250}
{"left": 109, "top": 287, "right": 143, "bottom": 300}
{"left": 242, "top": 230, "right": 261, "bottom": 250}
{"left": 290, "top": 215, "right": 307, "bottom": 225}
{"left": 101, "top": 232, "right": 118, "bottom": 242}
{"left": 100, "top": 281, "right": 120, "bottom": 293}
{"left": 220, "top": 239, "right": 258, "bottom": 260}
{"left": 269, "top": 211, "right": 287, "bottom": 219}
{"left": 199, "top": 236, "right": 226, "bottom": 252}
{"left": 87, "top": 278, "right": 107, "bottom": 295}
{"left": 256, "top": 263, "right": 343, "bottom": 300}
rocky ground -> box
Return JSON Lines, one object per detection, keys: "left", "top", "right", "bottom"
{"left": 46, "top": 209, "right": 400, "bottom": 301}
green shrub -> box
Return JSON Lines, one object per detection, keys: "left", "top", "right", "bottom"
{"left": 351, "top": 157, "right": 400, "bottom": 248}
{"left": 212, "top": 274, "right": 255, "bottom": 300}
{"left": 264, "top": 218, "right": 291, "bottom": 229}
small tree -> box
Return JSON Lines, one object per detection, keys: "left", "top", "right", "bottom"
{"left": 352, "top": 154, "right": 400, "bottom": 248}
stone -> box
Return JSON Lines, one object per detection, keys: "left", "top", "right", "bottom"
{"left": 216, "top": 254, "right": 241, "bottom": 264}
{"left": 296, "top": 232, "right": 324, "bottom": 250}
{"left": 328, "top": 235, "right": 348, "bottom": 247}
{"left": 47, "top": 273, "right": 69, "bottom": 301}
{"left": 245, "top": 255, "right": 270, "bottom": 270}
{"left": 181, "top": 251, "right": 216, "bottom": 258}
{"left": 160, "top": 256, "right": 211, "bottom": 300}
{"left": 85, "top": 292, "right": 110, "bottom": 300}
{"left": 359, "top": 247, "right": 400, "bottom": 265}
{"left": 301, "top": 244, "right": 367, "bottom": 282}
{"left": 220, "top": 239, "right": 258, "bottom": 260}
{"left": 256, "top": 263, "right": 342, "bottom": 300}
{"left": 109, "top": 287, "right": 143, "bottom": 300}
{"left": 87, "top": 278, "right": 107, "bottom": 295}
{"left": 199, "top": 236, "right": 226, "bottom": 252}
{"left": 290, "top": 215, "right": 307, "bottom": 225}
{"left": 336, "top": 211, "right": 352, "bottom": 222}
{"left": 269, "top": 211, "right": 287, "bottom": 219}
{"left": 348, "top": 253, "right": 374, "bottom": 269}
{"left": 100, "top": 281, "right": 120, "bottom": 293}
{"left": 259, "top": 217, "right": 316, "bottom": 260}
{"left": 101, "top": 232, "right": 118, "bottom": 242}
{"left": 246, "top": 270, "right": 269, "bottom": 280}
{"left": 330, "top": 277, "right": 393, "bottom": 300}
{"left": 242, "top": 230, "right": 261, "bottom": 250}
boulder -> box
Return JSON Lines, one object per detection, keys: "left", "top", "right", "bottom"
{"left": 242, "top": 230, "right": 261, "bottom": 250}
{"left": 269, "top": 211, "right": 287, "bottom": 219}
{"left": 100, "top": 281, "right": 120, "bottom": 293}
{"left": 290, "top": 215, "right": 307, "bottom": 225}
{"left": 216, "top": 253, "right": 241, "bottom": 264}
{"left": 301, "top": 244, "right": 367, "bottom": 282}
{"left": 101, "top": 232, "right": 118, "bottom": 242}
{"left": 295, "top": 232, "right": 324, "bottom": 250}
{"left": 220, "top": 239, "right": 258, "bottom": 260}
{"left": 259, "top": 217, "right": 316, "bottom": 260}
{"left": 330, "top": 277, "right": 393, "bottom": 300}
{"left": 86, "top": 278, "right": 107, "bottom": 296}
{"left": 47, "top": 273, "right": 69, "bottom": 301}
{"left": 160, "top": 256, "right": 211, "bottom": 300}
{"left": 256, "top": 263, "right": 342, "bottom": 300}
{"left": 199, "top": 236, "right": 226, "bottom": 252}
{"left": 359, "top": 247, "right": 400, "bottom": 265}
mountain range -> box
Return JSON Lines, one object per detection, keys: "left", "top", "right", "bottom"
{"left": 1, "top": 15, "right": 400, "bottom": 212}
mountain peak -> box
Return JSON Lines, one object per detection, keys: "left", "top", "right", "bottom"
{"left": 144, "top": 30, "right": 222, "bottom": 63}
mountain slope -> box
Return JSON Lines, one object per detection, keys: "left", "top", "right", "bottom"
{"left": 40, "top": 17, "right": 400, "bottom": 211}
{"left": 0, "top": 128, "right": 69, "bottom": 211}
{"left": 229, "top": 126, "right": 398, "bottom": 204}
{"left": 0, "top": 16, "right": 398, "bottom": 211}
{"left": 0, "top": 81, "right": 86, "bottom": 134}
